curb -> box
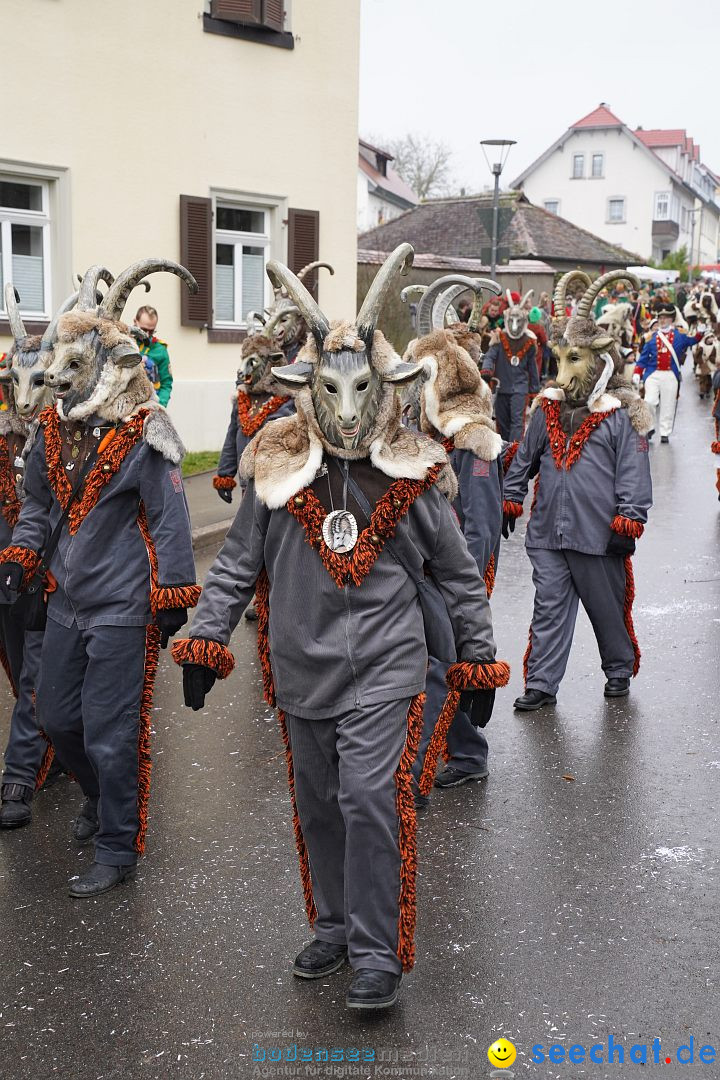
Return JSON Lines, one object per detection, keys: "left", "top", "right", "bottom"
{"left": 192, "top": 519, "right": 233, "bottom": 551}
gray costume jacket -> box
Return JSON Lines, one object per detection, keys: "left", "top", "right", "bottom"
{"left": 481, "top": 333, "right": 539, "bottom": 396}
{"left": 504, "top": 393, "right": 653, "bottom": 556}
{"left": 7, "top": 410, "right": 197, "bottom": 630}
{"left": 217, "top": 392, "right": 294, "bottom": 487}
{"left": 189, "top": 462, "right": 499, "bottom": 720}
{"left": 449, "top": 445, "right": 503, "bottom": 583}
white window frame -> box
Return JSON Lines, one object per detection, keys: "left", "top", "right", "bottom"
{"left": 572, "top": 153, "right": 585, "bottom": 179}
{"left": 607, "top": 197, "right": 626, "bottom": 224}
{"left": 591, "top": 153, "right": 604, "bottom": 178}
{"left": 0, "top": 176, "right": 51, "bottom": 319}
{"left": 543, "top": 200, "right": 560, "bottom": 215}
{"left": 654, "top": 191, "right": 670, "bottom": 221}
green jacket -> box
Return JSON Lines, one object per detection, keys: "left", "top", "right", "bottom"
{"left": 139, "top": 338, "right": 173, "bottom": 407}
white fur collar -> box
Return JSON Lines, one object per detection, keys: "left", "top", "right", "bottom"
{"left": 537, "top": 385, "right": 619, "bottom": 413}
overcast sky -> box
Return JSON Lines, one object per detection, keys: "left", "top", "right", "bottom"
{"left": 359, "top": 0, "right": 720, "bottom": 193}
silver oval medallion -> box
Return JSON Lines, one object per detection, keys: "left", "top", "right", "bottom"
{"left": 322, "top": 510, "right": 358, "bottom": 553}
{"left": 510, "top": 356, "right": 520, "bottom": 367}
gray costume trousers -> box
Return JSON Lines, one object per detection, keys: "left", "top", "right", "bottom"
{"left": 495, "top": 393, "right": 527, "bottom": 442}
{"left": 414, "top": 658, "right": 488, "bottom": 783}
{"left": 525, "top": 548, "right": 635, "bottom": 695}
{"left": 285, "top": 697, "right": 413, "bottom": 976}
{"left": 36, "top": 619, "right": 147, "bottom": 866}
{"left": 0, "top": 610, "right": 46, "bottom": 789}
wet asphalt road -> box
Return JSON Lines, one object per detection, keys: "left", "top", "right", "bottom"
{"left": 1, "top": 388, "right": 719, "bottom": 1080}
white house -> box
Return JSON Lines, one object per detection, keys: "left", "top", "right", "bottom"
{"left": 357, "top": 139, "right": 418, "bottom": 232}
{"left": 512, "top": 104, "right": 720, "bottom": 268}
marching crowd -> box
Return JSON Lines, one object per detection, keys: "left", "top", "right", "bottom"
{"left": 0, "top": 252, "right": 717, "bottom": 1013}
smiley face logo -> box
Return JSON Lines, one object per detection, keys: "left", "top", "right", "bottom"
{"left": 487, "top": 1038, "right": 517, "bottom": 1068}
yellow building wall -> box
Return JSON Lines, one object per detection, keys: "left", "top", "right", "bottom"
{"left": 0, "top": 0, "right": 360, "bottom": 448}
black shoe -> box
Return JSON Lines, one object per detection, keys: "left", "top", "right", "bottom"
{"left": 434, "top": 765, "right": 489, "bottom": 788}
{"left": 292, "top": 940, "right": 348, "bottom": 979}
{"left": 346, "top": 968, "right": 402, "bottom": 1010}
{"left": 72, "top": 797, "right": 99, "bottom": 844}
{"left": 411, "top": 777, "right": 429, "bottom": 811}
{"left": 513, "top": 689, "right": 557, "bottom": 711}
{"left": 647, "top": 429, "right": 655, "bottom": 440}
{"left": 0, "top": 783, "right": 33, "bottom": 829}
{"left": 68, "top": 861, "right": 136, "bottom": 898}
{"left": 660, "top": 435, "right": 669, "bottom": 443}
{"left": 604, "top": 677, "right": 630, "bottom": 698}
{"left": 244, "top": 604, "right": 258, "bottom": 622}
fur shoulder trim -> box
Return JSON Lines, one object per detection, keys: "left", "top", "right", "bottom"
{"left": 369, "top": 425, "right": 446, "bottom": 481}
{"left": 240, "top": 413, "right": 323, "bottom": 509}
{"left": 142, "top": 407, "right": 185, "bottom": 464}
{"left": 610, "top": 385, "right": 654, "bottom": 435}
{"left": 589, "top": 392, "right": 621, "bottom": 414}
{"left": 436, "top": 461, "right": 458, "bottom": 502}
{"left": 453, "top": 421, "right": 503, "bottom": 462}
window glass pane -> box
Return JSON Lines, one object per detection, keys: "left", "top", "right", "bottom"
{"left": 216, "top": 205, "right": 265, "bottom": 234}
{"left": 215, "top": 243, "right": 235, "bottom": 321}
{"left": 573, "top": 155, "right": 584, "bottom": 178}
{"left": 241, "top": 246, "right": 265, "bottom": 320}
{"left": 592, "top": 154, "right": 603, "bottom": 177}
{"left": 11, "top": 223, "right": 44, "bottom": 310}
{"left": 0, "top": 180, "right": 43, "bottom": 212}
{"left": 608, "top": 199, "right": 624, "bottom": 222}
{"left": 544, "top": 201, "right": 559, "bottom": 215}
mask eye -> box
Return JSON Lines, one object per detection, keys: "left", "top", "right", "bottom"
{"left": 324, "top": 383, "right": 337, "bottom": 395}
{"left": 356, "top": 381, "right": 369, "bottom": 393}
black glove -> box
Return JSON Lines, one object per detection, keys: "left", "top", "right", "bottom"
{"left": 156, "top": 607, "right": 188, "bottom": 649}
{"left": 216, "top": 487, "right": 233, "bottom": 505}
{"left": 458, "top": 688, "right": 496, "bottom": 728}
{"left": 501, "top": 513, "right": 517, "bottom": 540}
{"left": 183, "top": 664, "right": 217, "bottom": 710}
{"left": 0, "top": 562, "right": 24, "bottom": 605}
{"left": 605, "top": 532, "right": 636, "bottom": 557}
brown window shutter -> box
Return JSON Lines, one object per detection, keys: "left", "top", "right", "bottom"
{"left": 287, "top": 208, "right": 320, "bottom": 298}
{"left": 209, "top": 0, "right": 262, "bottom": 23}
{"left": 262, "top": 0, "right": 284, "bottom": 31}
{"left": 179, "top": 195, "right": 212, "bottom": 327}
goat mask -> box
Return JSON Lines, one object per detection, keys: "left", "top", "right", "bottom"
{"left": 504, "top": 289, "right": 533, "bottom": 339}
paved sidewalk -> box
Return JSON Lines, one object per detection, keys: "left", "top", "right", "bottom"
{"left": 184, "top": 469, "right": 233, "bottom": 549}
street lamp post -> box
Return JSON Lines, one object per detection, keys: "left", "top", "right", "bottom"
{"left": 480, "top": 139, "right": 516, "bottom": 280}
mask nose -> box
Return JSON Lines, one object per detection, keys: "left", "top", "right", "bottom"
{"left": 44, "top": 371, "right": 55, "bottom": 385}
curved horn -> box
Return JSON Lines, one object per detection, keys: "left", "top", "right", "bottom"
{"left": 355, "top": 243, "right": 414, "bottom": 344}
{"left": 400, "top": 284, "right": 427, "bottom": 305}
{"left": 552, "top": 270, "right": 591, "bottom": 319}
{"left": 263, "top": 304, "right": 300, "bottom": 338}
{"left": 40, "top": 290, "right": 82, "bottom": 351}
{"left": 431, "top": 284, "right": 467, "bottom": 329}
{"left": 245, "top": 310, "right": 267, "bottom": 330}
{"left": 99, "top": 259, "right": 198, "bottom": 321}
{"left": 3, "top": 284, "right": 27, "bottom": 345}
{"left": 76, "top": 266, "right": 116, "bottom": 311}
{"left": 505, "top": 289, "right": 514, "bottom": 308}
{"left": 576, "top": 269, "right": 640, "bottom": 320}
{"left": 415, "top": 274, "right": 502, "bottom": 336}
{"left": 430, "top": 277, "right": 503, "bottom": 333}
{"left": 266, "top": 260, "right": 330, "bottom": 347}
{"left": 296, "top": 261, "right": 335, "bottom": 284}
{"left": 521, "top": 289, "right": 534, "bottom": 308}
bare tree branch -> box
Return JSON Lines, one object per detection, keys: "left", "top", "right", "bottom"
{"left": 372, "top": 133, "right": 455, "bottom": 200}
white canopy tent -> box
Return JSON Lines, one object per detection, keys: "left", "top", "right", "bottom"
{"left": 626, "top": 266, "right": 679, "bottom": 285}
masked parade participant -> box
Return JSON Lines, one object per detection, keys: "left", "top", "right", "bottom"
{"left": 401, "top": 276, "right": 505, "bottom": 800}
{"left": 503, "top": 270, "right": 653, "bottom": 710}
{"left": 0, "top": 285, "right": 84, "bottom": 827}
{"left": 481, "top": 290, "right": 539, "bottom": 442}
{"left": 213, "top": 262, "right": 333, "bottom": 504}
{"left": 172, "top": 246, "right": 509, "bottom": 1010}
{"left": 633, "top": 302, "right": 700, "bottom": 443}
{"left": 712, "top": 366, "right": 720, "bottom": 500}
{"left": 0, "top": 260, "right": 200, "bottom": 896}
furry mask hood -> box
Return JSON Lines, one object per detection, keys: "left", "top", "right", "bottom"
{"left": 405, "top": 329, "right": 502, "bottom": 463}
{"left": 237, "top": 332, "right": 285, "bottom": 396}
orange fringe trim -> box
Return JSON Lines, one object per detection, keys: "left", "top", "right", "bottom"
{"left": 395, "top": 692, "right": 425, "bottom": 972}
{"left": 0, "top": 544, "right": 40, "bottom": 586}
{"left": 0, "top": 638, "right": 17, "bottom": 698}
{"left": 150, "top": 583, "right": 201, "bottom": 615}
{"left": 213, "top": 475, "right": 237, "bottom": 491}
{"left": 278, "top": 710, "right": 317, "bottom": 927}
{"left": 34, "top": 731, "right": 55, "bottom": 792}
{"left": 446, "top": 660, "right": 511, "bottom": 690}
{"left": 171, "top": 636, "right": 236, "bottom": 679}
{"left": 623, "top": 555, "right": 641, "bottom": 677}
{"left": 503, "top": 440, "right": 519, "bottom": 475}
{"left": 39, "top": 406, "right": 148, "bottom": 534}
{"left": 611, "top": 515, "right": 644, "bottom": 539}
{"left": 237, "top": 392, "right": 289, "bottom": 437}
{"left": 135, "top": 503, "right": 162, "bottom": 855}
{"left": 254, "top": 567, "right": 275, "bottom": 706}
{"left": 441, "top": 437, "right": 455, "bottom": 455}
{"left": 418, "top": 690, "right": 460, "bottom": 797}
{"left": 500, "top": 332, "right": 533, "bottom": 364}
{"left": 540, "top": 398, "right": 616, "bottom": 471}
{"left": 503, "top": 500, "right": 523, "bottom": 519}
{"left": 523, "top": 625, "right": 533, "bottom": 687}
{"left": 711, "top": 441, "right": 720, "bottom": 455}
{"left": 287, "top": 464, "right": 443, "bottom": 589}
{"left": 716, "top": 468, "right": 720, "bottom": 495}
{"left": 484, "top": 553, "right": 496, "bottom": 598}
{"left": 0, "top": 435, "right": 21, "bottom": 529}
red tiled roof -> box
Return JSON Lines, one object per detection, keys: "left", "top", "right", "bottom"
{"left": 634, "top": 128, "right": 686, "bottom": 148}
{"left": 572, "top": 104, "right": 624, "bottom": 129}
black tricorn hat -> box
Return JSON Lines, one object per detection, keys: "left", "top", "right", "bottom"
{"left": 655, "top": 301, "right": 676, "bottom": 317}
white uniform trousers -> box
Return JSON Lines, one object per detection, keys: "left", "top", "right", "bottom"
{"left": 643, "top": 369, "right": 678, "bottom": 437}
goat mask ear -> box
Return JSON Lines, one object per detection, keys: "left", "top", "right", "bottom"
{"left": 382, "top": 361, "right": 425, "bottom": 386}
{"left": 590, "top": 335, "right": 615, "bottom": 352}
{"left": 108, "top": 342, "right": 142, "bottom": 367}
{"left": 270, "top": 361, "right": 313, "bottom": 387}
{"left": 0, "top": 367, "right": 12, "bottom": 384}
